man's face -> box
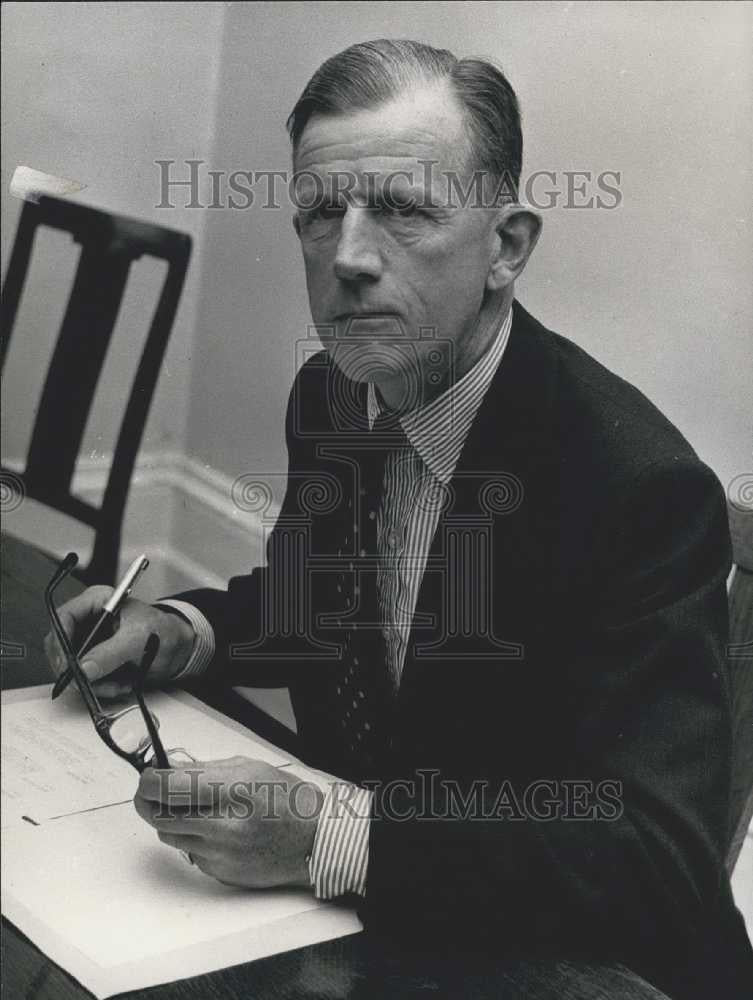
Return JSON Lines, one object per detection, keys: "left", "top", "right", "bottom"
{"left": 293, "top": 80, "right": 501, "bottom": 411}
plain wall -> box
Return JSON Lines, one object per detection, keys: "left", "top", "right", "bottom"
{"left": 186, "top": 0, "right": 752, "bottom": 500}
{"left": 1, "top": 1, "right": 224, "bottom": 466}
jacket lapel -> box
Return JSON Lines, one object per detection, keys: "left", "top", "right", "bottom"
{"left": 398, "top": 300, "right": 560, "bottom": 695}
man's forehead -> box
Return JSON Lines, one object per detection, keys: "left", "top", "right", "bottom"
{"left": 293, "top": 80, "right": 470, "bottom": 178}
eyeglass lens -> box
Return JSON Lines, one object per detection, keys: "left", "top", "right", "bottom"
{"left": 108, "top": 706, "right": 160, "bottom": 756}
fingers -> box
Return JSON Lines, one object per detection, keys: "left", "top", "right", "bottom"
{"left": 77, "top": 629, "right": 140, "bottom": 684}
{"left": 156, "top": 830, "right": 205, "bottom": 852}
{"left": 44, "top": 585, "right": 113, "bottom": 677}
{"left": 136, "top": 757, "right": 253, "bottom": 805}
{"left": 134, "top": 789, "right": 208, "bottom": 833}
{"left": 45, "top": 594, "right": 194, "bottom": 692}
{"left": 100, "top": 603, "right": 191, "bottom": 688}
{"left": 137, "top": 763, "right": 224, "bottom": 809}
{"left": 153, "top": 825, "right": 231, "bottom": 882}
{"left": 66, "top": 602, "right": 159, "bottom": 685}
{"left": 133, "top": 762, "right": 285, "bottom": 890}
{"left": 92, "top": 679, "right": 132, "bottom": 700}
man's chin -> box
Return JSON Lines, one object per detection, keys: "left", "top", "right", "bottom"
{"left": 326, "top": 342, "right": 423, "bottom": 407}
{"left": 327, "top": 341, "right": 415, "bottom": 379}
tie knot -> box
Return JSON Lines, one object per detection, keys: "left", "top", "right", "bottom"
{"left": 371, "top": 406, "right": 407, "bottom": 447}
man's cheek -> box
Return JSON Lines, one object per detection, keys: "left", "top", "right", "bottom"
{"left": 305, "top": 280, "right": 334, "bottom": 322}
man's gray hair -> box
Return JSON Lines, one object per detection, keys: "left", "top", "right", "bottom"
{"left": 286, "top": 38, "right": 522, "bottom": 192}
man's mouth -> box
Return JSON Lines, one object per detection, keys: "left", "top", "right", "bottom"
{"left": 334, "top": 310, "right": 397, "bottom": 320}
{"left": 332, "top": 312, "right": 407, "bottom": 337}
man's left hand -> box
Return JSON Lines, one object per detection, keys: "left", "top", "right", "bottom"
{"left": 134, "top": 756, "right": 323, "bottom": 889}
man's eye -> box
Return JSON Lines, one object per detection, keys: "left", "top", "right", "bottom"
{"left": 300, "top": 205, "right": 344, "bottom": 224}
{"left": 382, "top": 201, "right": 417, "bottom": 218}
{"left": 298, "top": 205, "right": 345, "bottom": 240}
{"left": 319, "top": 205, "right": 346, "bottom": 220}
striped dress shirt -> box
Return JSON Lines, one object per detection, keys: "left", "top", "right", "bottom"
{"left": 160, "top": 306, "right": 513, "bottom": 899}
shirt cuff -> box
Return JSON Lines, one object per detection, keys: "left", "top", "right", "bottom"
{"left": 309, "top": 783, "right": 372, "bottom": 899}
{"left": 153, "top": 600, "right": 215, "bottom": 679}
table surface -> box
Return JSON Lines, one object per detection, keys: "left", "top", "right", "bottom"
{"left": 1, "top": 531, "right": 652, "bottom": 1000}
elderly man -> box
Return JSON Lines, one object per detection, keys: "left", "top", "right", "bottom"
{"left": 47, "top": 39, "right": 752, "bottom": 999}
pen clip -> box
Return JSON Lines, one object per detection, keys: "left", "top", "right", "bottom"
{"left": 103, "top": 555, "right": 149, "bottom": 614}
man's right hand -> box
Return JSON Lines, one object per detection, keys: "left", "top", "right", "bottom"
{"left": 44, "top": 587, "right": 196, "bottom": 699}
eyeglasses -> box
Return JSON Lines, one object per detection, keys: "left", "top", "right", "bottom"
{"left": 45, "top": 552, "right": 193, "bottom": 773}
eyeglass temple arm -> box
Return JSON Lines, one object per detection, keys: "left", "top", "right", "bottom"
{"left": 45, "top": 553, "right": 103, "bottom": 721}
{"left": 134, "top": 634, "right": 170, "bottom": 768}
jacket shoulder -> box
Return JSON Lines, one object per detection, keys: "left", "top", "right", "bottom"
{"left": 515, "top": 305, "right": 704, "bottom": 480}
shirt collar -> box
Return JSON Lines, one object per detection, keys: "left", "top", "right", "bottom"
{"left": 367, "top": 308, "right": 513, "bottom": 483}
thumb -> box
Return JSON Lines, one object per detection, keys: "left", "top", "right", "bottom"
{"left": 81, "top": 658, "right": 109, "bottom": 684}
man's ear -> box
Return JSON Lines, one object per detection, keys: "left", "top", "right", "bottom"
{"left": 486, "top": 205, "right": 542, "bottom": 292}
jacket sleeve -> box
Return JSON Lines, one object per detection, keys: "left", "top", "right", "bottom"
{"left": 363, "top": 457, "right": 751, "bottom": 995}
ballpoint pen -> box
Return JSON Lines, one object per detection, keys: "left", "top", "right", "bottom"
{"left": 50, "top": 554, "right": 150, "bottom": 700}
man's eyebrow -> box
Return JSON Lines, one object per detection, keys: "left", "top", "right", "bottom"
{"left": 293, "top": 168, "right": 449, "bottom": 210}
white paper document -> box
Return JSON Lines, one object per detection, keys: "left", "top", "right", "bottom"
{"left": 1, "top": 686, "right": 362, "bottom": 998}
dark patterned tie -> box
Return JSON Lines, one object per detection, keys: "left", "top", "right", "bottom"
{"left": 335, "top": 404, "right": 408, "bottom": 780}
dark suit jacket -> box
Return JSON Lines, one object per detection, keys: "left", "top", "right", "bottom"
{"left": 176, "top": 301, "right": 753, "bottom": 999}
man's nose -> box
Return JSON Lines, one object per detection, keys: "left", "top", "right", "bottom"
{"left": 333, "top": 206, "right": 382, "bottom": 283}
